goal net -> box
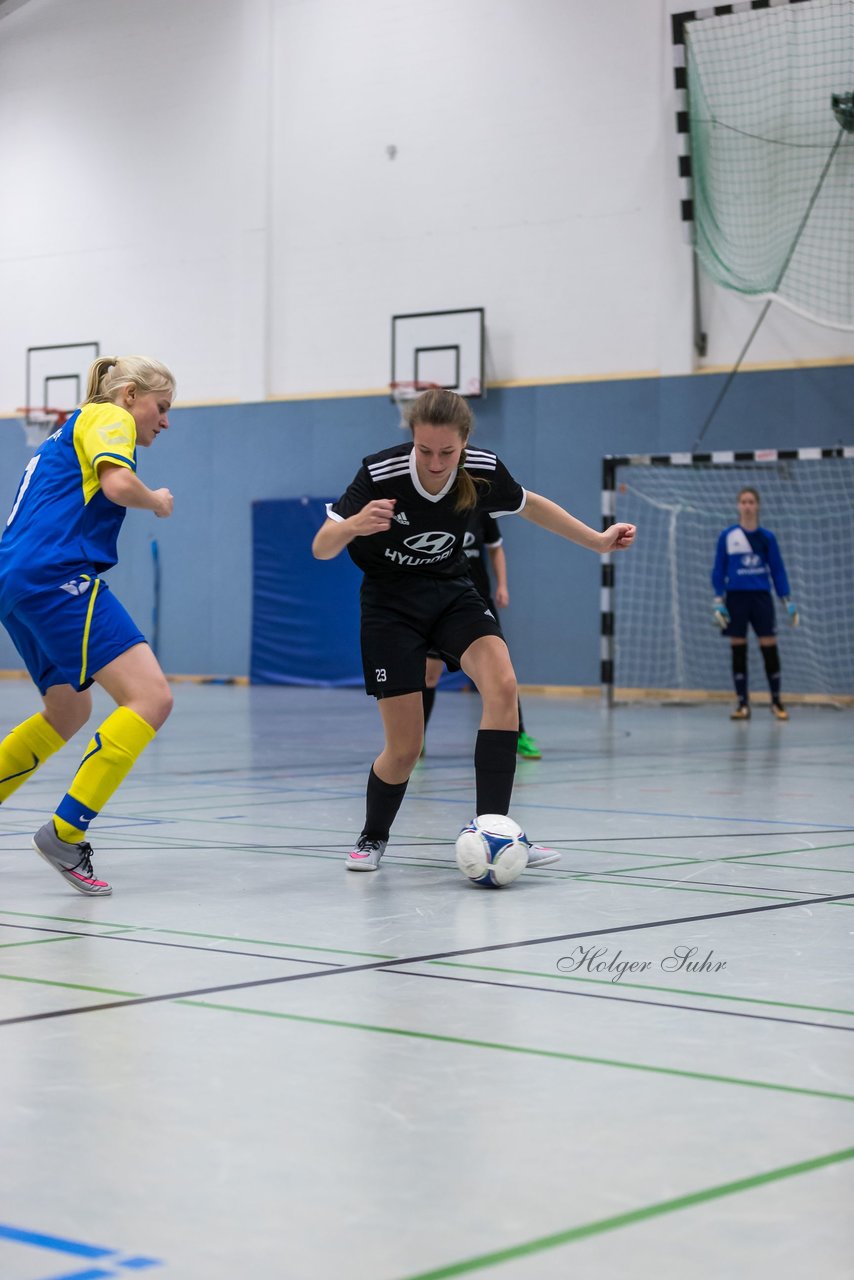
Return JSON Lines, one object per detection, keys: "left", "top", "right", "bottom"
{"left": 602, "top": 447, "right": 854, "bottom": 703}
{"left": 686, "top": 0, "right": 854, "bottom": 330}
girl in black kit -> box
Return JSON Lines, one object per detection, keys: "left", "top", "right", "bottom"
{"left": 312, "top": 389, "right": 635, "bottom": 872}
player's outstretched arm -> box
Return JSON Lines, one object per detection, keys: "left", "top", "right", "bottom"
{"left": 99, "top": 463, "right": 173, "bottom": 517}
{"left": 521, "top": 491, "right": 635, "bottom": 552}
{"left": 312, "top": 499, "right": 396, "bottom": 560}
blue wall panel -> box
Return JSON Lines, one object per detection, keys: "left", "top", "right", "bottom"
{"left": 1, "top": 363, "right": 852, "bottom": 685}
{"left": 251, "top": 497, "right": 362, "bottom": 686}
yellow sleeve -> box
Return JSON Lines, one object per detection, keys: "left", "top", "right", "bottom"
{"left": 74, "top": 403, "right": 137, "bottom": 503}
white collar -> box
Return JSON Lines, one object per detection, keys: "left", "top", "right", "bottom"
{"left": 408, "top": 447, "right": 457, "bottom": 503}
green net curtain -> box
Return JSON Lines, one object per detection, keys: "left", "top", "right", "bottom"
{"left": 687, "top": 0, "right": 854, "bottom": 330}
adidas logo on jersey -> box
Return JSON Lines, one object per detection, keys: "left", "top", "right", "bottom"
{"left": 393, "top": 511, "right": 410, "bottom": 525}
{"left": 59, "top": 579, "right": 92, "bottom": 597}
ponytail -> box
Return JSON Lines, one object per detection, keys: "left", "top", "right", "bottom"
{"left": 84, "top": 355, "right": 175, "bottom": 405}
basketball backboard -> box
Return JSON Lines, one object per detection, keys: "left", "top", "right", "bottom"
{"left": 26, "top": 341, "right": 100, "bottom": 416}
{"left": 391, "top": 308, "right": 485, "bottom": 399}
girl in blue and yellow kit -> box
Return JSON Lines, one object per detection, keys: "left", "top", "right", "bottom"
{"left": 0, "top": 355, "right": 176, "bottom": 895}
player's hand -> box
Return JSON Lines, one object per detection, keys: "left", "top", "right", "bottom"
{"left": 601, "top": 522, "right": 636, "bottom": 552}
{"left": 785, "top": 599, "right": 799, "bottom": 627}
{"left": 352, "top": 499, "right": 396, "bottom": 536}
{"left": 712, "top": 598, "right": 730, "bottom": 629}
{"left": 494, "top": 585, "right": 509, "bottom": 608}
{"left": 152, "top": 488, "right": 174, "bottom": 518}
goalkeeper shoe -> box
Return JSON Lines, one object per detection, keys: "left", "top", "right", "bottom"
{"left": 517, "top": 732, "right": 542, "bottom": 760}
{"left": 730, "top": 703, "right": 751, "bottom": 721}
{"left": 32, "top": 821, "right": 112, "bottom": 896}
{"left": 771, "top": 702, "right": 790, "bottom": 721}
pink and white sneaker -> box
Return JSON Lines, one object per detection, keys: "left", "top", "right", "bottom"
{"left": 32, "top": 821, "right": 112, "bottom": 896}
{"left": 525, "top": 843, "right": 562, "bottom": 869}
{"left": 345, "top": 835, "right": 387, "bottom": 872}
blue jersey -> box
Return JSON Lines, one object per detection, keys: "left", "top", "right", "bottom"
{"left": 711, "top": 524, "right": 790, "bottom": 598}
{"left": 0, "top": 402, "right": 137, "bottom": 618}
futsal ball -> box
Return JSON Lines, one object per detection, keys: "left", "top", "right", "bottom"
{"left": 455, "top": 814, "right": 530, "bottom": 888}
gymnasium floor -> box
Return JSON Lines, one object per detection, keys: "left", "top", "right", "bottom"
{"left": 1, "top": 681, "right": 852, "bottom": 1280}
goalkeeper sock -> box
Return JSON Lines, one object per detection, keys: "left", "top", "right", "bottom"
{"left": 475, "top": 729, "right": 517, "bottom": 816}
{"left": 0, "top": 713, "right": 66, "bottom": 804}
{"left": 362, "top": 765, "right": 408, "bottom": 842}
{"left": 54, "top": 707, "right": 156, "bottom": 842}
{"left": 732, "top": 645, "right": 748, "bottom": 704}
{"left": 761, "top": 644, "right": 782, "bottom": 701}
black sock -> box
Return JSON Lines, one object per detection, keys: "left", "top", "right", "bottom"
{"left": 516, "top": 698, "right": 525, "bottom": 736}
{"left": 732, "top": 645, "right": 748, "bottom": 704}
{"left": 362, "top": 766, "right": 408, "bottom": 842}
{"left": 474, "top": 729, "right": 517, "bottom": 816}
{"left": 761, "top": 644, "right": 782, "bottom": 702}
{"left": 422, "top": 686, "right": 437, "bottom": 730}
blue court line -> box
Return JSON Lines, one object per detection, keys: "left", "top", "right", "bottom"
{"left": 0, "top": 1224, "right": 111, "bottom": 1256}
{"left": 0, "top": 1224, "right": 161, "bottom": 1276}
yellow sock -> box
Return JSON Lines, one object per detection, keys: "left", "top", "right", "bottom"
{"left": 0, "top": 713, "right": 66, "bottom": 803}
{"left": 54, "top": 707, "right": 156, "bottom": 842}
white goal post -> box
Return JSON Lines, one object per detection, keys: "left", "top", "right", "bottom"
{"left": 600, "top": 446, "right": 854, "bottom": 707}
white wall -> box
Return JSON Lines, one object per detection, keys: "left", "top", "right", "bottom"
{"left": 0, "top": 0, "right": 851, "bottom": 416}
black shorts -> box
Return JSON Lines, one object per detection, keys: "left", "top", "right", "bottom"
{"left": 426, "top": 595, "right": 503, "bottom": 667}
{"left": 360, "top": 575, "right": 505, "bottom": 698}
{"left": 724, "top": 591, "right": 776, "bottom": 639}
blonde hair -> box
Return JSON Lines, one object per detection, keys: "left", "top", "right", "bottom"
{"left": 84, "top": 355, "right": 176, "bottom": 406}
{"left": 403, "top": 388, "right": 482, "bottom": 512}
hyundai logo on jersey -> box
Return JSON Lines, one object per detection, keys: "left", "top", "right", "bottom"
{"left": 403, "top": 532, "right": 456, "bottom": 555}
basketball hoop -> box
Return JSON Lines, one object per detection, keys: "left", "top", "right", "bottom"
{"left": 16, "top": 407, "right": 68, "bottom": 449}
{"left": 389, "top": 380, "right": 441, "bottom": 429}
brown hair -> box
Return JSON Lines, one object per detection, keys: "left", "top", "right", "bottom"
{"left": 84, "top": 356, "right": 176, "bottom": 406}
{"left": 738, "top": 486, "right": 760, "bottom": 505}
{"left": 403, "top": 388, "right": 482, "bottom": 511}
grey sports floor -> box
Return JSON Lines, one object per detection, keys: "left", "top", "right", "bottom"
{"left": 1, "top": 681, "right": 852, "bottom": 1280}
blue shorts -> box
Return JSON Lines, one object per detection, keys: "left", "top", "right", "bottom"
{"left": 724, "top": 591, "right": 776, "bottom": 639}
{"left": 2, "top": 577, "right": 145, "bottom": 694}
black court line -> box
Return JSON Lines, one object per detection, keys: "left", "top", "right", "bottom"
{"left": 2, "top": 889, "right": 852, "bottom": 1029}
{"left": 561, "top": 829, "right": 854, "bottom": 842}
{"left": 383, "top": 969, "right": 854, "bottom": 1034}
{"left": 0, "top": 922, "right": 345, "bottom": 967}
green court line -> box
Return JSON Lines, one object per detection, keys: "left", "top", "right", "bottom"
{"left": 177, "top": 1000, "right": 854, "bottom": 1105}
{"left": 0, "top": 926, "right": 141, "bottom": 950}
{"left": 0, "top": 972, "right": 139, "bottom": 997}
{"left": 391, "top": 1145, "right": 854, "bottom": 1280}
{"left": 3, "top": 911, "right": 851, "bottom": 1018}
{"left": 430, "top": 960, "right": 854, "bottom": 1019}
{"left": 727, "top": 840, "right": 854, "bottom": 861}
{"left": 3, "top": 972, "right": 849, "bottom": 1106}
{"left": 729, "top": 860, "right": 854, "bottom": 876}
{"left": 0, "top": 909, "right": 142, "bottom": 930}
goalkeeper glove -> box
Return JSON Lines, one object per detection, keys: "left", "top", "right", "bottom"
{"left": 785, "top": 599, "right": 799, "bottom": 627}
{"left": 712, "top": 598, "right": 730, "bottom": 630}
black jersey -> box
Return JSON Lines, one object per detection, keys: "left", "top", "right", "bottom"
{"left": 462, "top": 512, "right": 501, "bottom": 600}
{"left": 328, "top": 443, "right": 525, "bottom": 580}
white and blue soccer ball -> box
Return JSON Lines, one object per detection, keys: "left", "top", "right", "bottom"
{"left": 455, "top": 814, "right": 530, "bottom": 888}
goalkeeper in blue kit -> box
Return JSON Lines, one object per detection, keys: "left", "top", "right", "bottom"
{"left": 711, "top": 486, "right": 798, "bottom": 721}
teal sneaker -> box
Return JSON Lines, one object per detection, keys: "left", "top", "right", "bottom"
{"left": 517, "top": 732, "right": 542, "bottom": 760}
